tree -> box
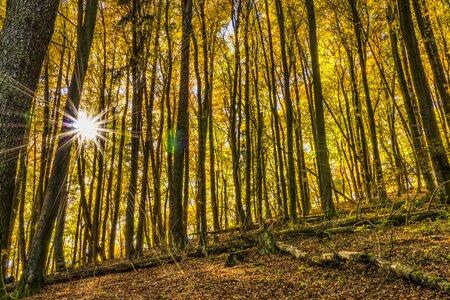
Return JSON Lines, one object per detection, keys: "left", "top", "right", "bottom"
{"left": 16, "top": 0, "right": 98, "bottom": 295}
{"left": 169, "top": 0, "right": 193, "bottom": 250}
{"left": 411, "top": 0, "right": 450, "bottom": 129}
{"left": 0, "top": 0, "right": 60, "bottom": 293}
{"left": 274, "top": 0, "right": 298, "bottom": 224}
{"left": 386, "top": 4, "right": 435, "bottom": 196}
{"left": 397, "top": 0, "right": 450, "bottom": 202}
{"left": 125, "top": 0, "right": 145, "bottom": 259}
{"left": 349, "top": 0, "right": 386, "bottom": 201}
{"left": 305, "top": 0, "right": 337, "bottom": 218}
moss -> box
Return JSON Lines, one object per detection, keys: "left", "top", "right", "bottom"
{"left": 257, "top": 231, "right": 276, "bottom": 255}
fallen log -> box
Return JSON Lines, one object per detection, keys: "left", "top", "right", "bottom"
{"left": 275, "top": 210, "right": 447, "bottom": 239}
{"left": 6, "top": 254, "right": 181, "bottom": 292}
{"left": 187, "top": 239, "right": 256, "bottom": 257}
{"left": 276, "top": 241, "right": 450, "bottom": 293}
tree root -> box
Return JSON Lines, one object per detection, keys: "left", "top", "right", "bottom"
{"left": 276, "top": 241, "right": 450, "bottom": 293}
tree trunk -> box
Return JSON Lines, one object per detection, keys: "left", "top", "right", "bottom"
{"left": 169, "top": 0, "right": 193, "bottom": 250}
{"left": 137, "top": 0, "right": 163, "bottom": 257}
{"left": 229, "top": 0, "right": 246, "bottom": 226}
{"left": 306, "top": 0, "right": 336, "bottom": 218}
{"left": 18, "top": 0, "right": 98, "bottom": 295}
{"left": 275, "top": 0, "right": 298, "bottom": 224}
{"left": 291, "top": 52, "right": 311, "bottom": 216}
{"left": 243, "top": 0, "right": 253, "bottom": 226}
{"left": 125, "top": 0, "right": 145, "bottom": 259}
{"left": 110, "top": 72, "right": 130, "bottom": 259}
{"left": 54, "top": 190, "right": 67, "bottom": 273}
{"left": 193, "top": 29, "right": 207, "bottom": 247}
{"left": 0, "top": 2, "right": 59, "bottom": 293}
{"left": 412, "top": 0, "right": 450, "bottom": 130}
{"left": 397, "top": 0, "right": 450, "bottom": 201}
{"left": 386, "top": 5, "right": 435, "bottom": 195}
{"left": 349, "top": 0, "right": 386, "bottom": 201}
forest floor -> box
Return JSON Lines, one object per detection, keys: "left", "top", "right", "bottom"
{"left": 26, "top": 209, "right": 450, "bottom": 300}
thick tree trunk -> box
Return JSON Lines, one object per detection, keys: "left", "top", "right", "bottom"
{"left": 170, "top": 0, "right": 193, "bottom": 250}
{"left": 0, "top": 1, "right": 60, "bottom": 292}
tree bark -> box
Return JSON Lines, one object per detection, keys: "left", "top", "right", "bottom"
{"left": 170, "top": 0, "right": 193, "bottom": 250}
{"left": 386, "top": 5, "right": 436, "bottom": 195}
{"left": 125, "top": 0, "right": 145, "bottom": 259}
{"left": 0, "top": 2, "right": 60, "bottom": 293}
{"left": 54, "top": 191, "right": 67, "bottom": 273}
{"left": 306, "top": 0, "right": 336, "bottom": 218}
{"left": 349, "top": 0, "right": 386, "bottom": 201}
{"left": 275, "top": 0, "right": 298, "bottom": 224}
{"left": 110, "top": 73, "right": 130, "bottom": 259}
{"left": 412, "top": 0, "right": 450, "bottom": 130}
{"left": 397, "top": 0, "right": 450, "bottom": 201}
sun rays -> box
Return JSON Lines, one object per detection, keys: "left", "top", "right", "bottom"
{"left": 73, "top": 111, "right": 100, "bottom": 142}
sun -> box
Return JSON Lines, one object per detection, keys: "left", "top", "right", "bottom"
{"left": 73, "top": 111, "right": 99, "bottom": 141}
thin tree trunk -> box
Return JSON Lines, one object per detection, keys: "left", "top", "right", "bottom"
{"left": 137, "top": 0, "right": 162, "bottom": 257}
{"left": 125, "top": 0, "right": 145, "bottom": 259}
{"left": 349, "top": 0, "right": 386, "bottom": 201}
{"left": 229, "top": 0, "right": 246, "bottom": 226}
{"left": 386, "top": 5, "right": 435, "bottom": 195}
{"left": 18, "top": 0, "right": 98, "bottom": 294}
{"left": 275, "top": 0, "right": 298, "bottom": 224}
{"left": 306, "top": 0, "right": 337, "bottom": 218}
{"left": 162, "top": 0, "right": 174, "bottom": 248}
{"left": 193, "top": 32, "right": 207, "bottom": 247}
{"left": 110, "top": 72, "right": 130, "bottom": 259}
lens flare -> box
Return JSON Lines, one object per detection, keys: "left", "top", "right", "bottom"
{"left": 73, "top": 111, "right": 99, "bottom": 141}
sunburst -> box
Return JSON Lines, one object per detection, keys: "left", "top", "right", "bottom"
{"left": 72, "top": 111, "right": 100, "bottom": 142}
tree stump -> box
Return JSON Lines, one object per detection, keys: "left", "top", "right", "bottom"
{"left": 225, "top": 250, "right": 248, "bottom": 267}
{"left": 257, "top": 231, "right": 276, "bottom": 255}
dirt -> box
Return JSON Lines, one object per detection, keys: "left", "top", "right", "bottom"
{"left": 26, "top": 216, "right": 450, "bottom": 299}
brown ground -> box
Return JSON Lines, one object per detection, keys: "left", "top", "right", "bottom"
{"left": 26, "top": 216, "right": 450, "bottom": 300}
